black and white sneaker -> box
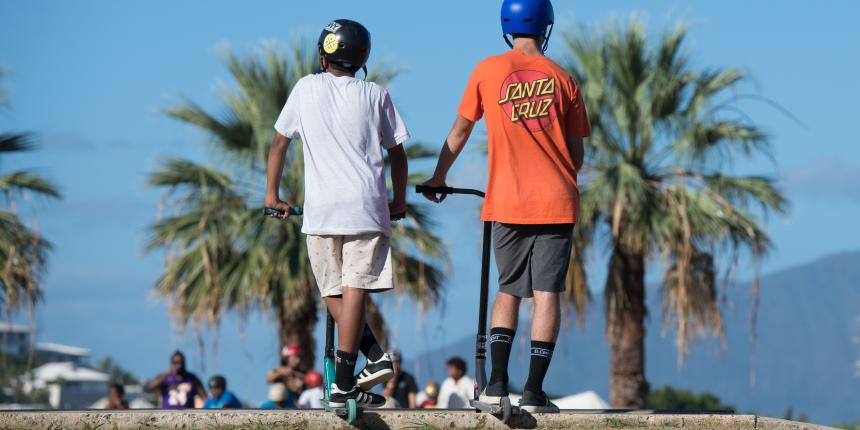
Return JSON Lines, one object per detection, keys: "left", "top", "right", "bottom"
{"left": 356, "top": 353, "right": 394, "bottom": 390}
{"left": 329, "top": 383, "right": 386, "bottom": 408}
{"left": 519, "top": 390, "right": 560, "bottom": 413}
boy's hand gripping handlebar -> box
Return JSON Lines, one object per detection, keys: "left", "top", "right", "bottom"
{"left": 415, "top": 185, "right": 486, "bottom": 198}
{"left": 264, "top": 207, "right": 303, "bottom": 217}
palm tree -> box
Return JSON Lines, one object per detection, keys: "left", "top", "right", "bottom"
{"left": 147, "top": 43, "right": 446, "bottom": 368}
{"left": 0, "top": 72, "right": 61, "bottom": 318}
{"left": 561, "top": 21, "right": 788, "bottom": 407}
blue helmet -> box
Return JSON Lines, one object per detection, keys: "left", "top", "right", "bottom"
{"left": 500, "top": 0, "right": 555, "bottom": 52}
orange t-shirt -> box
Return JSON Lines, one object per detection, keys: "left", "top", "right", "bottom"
{"left": 458, "top": 50, "right": 590, "bottom": 224}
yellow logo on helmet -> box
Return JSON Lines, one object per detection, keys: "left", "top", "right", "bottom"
{"left": 323, "top": 34, "right": 340, "bottom": 54}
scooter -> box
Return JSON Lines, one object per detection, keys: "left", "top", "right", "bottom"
{"left": 414, "top": 186, "right": 520, "bottom": 424}
{"left": 265, "top": 205, "right": 405, "bottom": 425}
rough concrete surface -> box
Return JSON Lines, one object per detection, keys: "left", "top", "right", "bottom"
{"left": 0, "top": 409, "right": 838, "bottom": 430}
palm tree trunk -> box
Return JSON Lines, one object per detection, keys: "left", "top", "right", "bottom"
{"left": 275, "top": 285, "right": 318, "bottom": 371}
{"left": 607, "top": 242, "right": 649, "bottom": 408}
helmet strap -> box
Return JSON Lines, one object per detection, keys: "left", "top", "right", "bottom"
{"left": 503, "top": 34, "right": 514, "bottom": 49}
{"left": 542, "top": 24, "right": 554, "bottom": 53}
{"left": 362, "top": 65, "right": 368, "bottom": 80}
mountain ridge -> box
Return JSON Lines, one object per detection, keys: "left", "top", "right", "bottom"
{"left": 409, "top": 250, "right": 860, "bottom": 424}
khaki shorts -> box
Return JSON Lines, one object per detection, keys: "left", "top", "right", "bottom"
{"left": 307, "top": 233, "right": 394, "bottom": 297}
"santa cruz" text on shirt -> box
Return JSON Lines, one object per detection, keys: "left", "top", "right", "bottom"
{"left": 498, "top": 77, "right": 556, "bottom": 123}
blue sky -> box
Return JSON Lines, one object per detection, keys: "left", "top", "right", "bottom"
{"left": 1, "top": 0, "right": 859, "bottom": 405}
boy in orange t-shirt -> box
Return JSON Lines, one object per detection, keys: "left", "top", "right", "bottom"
{"left": 421, "top": 0, "right": 589, "bottom": 413}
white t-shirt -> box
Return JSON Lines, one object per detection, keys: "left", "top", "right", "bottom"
{"left": 297, "top": 386, "right": 323, "bottom": 408}
{"left": 437, "top": 375, "right": 475, "bottom": 409}
{"left": 274, "top": 72, "right": 410, "bottom": 237}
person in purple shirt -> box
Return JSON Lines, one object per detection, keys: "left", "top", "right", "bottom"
{"left": 146, "top": 350, "right": 207, "bottom": 409}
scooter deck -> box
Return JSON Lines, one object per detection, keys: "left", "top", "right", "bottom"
{"left": 321, "top": 400, "right": 364, "bottom": 419}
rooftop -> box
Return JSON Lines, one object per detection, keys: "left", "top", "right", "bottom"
{"left": 0, "top": 321, "right": 31, "bottom": 334}
{"left": 35, "top": 342, "right": 91, "bottom": 357}
{"left": 29, "top": 362, "right": 109, "bottom": 387}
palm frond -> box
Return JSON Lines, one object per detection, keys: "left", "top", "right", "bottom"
{"left": 0, "top": 171, "right": 61, "bottom": 199}
{"left": 148, "top": 41, "right": 437, "bottom": 368}
{"left": 562, "top": 18, "right": 787, "bottom": 369}
{"left": 0, "top": 133, "right": 34, "bottom": 154}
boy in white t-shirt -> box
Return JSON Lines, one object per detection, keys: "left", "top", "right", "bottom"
{"left": 265, "top": 19, "right": 408, "bottom": 408}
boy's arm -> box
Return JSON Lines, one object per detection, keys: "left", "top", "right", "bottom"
{"left": 265, "top": 133, "right": 293, "bottom": 218}
{"left": 387, "top": 144, "right": 408, "bottom": 215}
{"left": 421, "top": 115, "right": 476, "bottom": 203}
{"left": 567, "top": 135, "right": 584, "bottom": 172}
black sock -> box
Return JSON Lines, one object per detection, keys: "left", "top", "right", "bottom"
{"left": 335, "top": 350, "right": 358, "bottom": 389}
{"left": 358, "top": 324, "right": 384, "bottom": 362}
{"left": 488, "top": 327, "right": 515, "bottom": 386}
{"left": 524, "top": 341, "right": 555, "bottom": 394}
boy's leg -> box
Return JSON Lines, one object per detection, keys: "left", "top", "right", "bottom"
{"left": 487, "top": 293, "right": 520, "bottom": 390}
{"left": 329, "top": 233, "right": 394, "bottom": 407}
{"left": 524, "top": 290, "right": 559, "bottom": 392}
{"left": 519, "top": 224, "right": 572, "bottom": 413}
{"left": 344, "top": 234, "right": 395, "bottom": 389}
{"left": 482, "top": 223, "right": 535, "bottom": 403}
{"left": 333, "top": 286, "right": 365, "bottom": 390}
{"left": 324, "top": 296, "right": 383, "bottom": 361}
{"left": 308, "top": 234, "right": 384, "bottom": 406}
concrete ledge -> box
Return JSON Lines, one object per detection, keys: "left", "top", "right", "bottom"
{"left": 0, "top": 409, "right": 837, "bottom": 430}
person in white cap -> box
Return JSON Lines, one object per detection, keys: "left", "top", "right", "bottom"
{"left": 261, "top": 383, "right": 295, "bottom": 409}
{"left": 266, "top": 344, "right": 306, "bottom": 399}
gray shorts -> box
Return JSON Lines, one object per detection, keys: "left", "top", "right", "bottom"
{"left": 492, "top": 222, "right": 574, "bottom": 298}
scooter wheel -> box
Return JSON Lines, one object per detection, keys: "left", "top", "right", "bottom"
{"left": 500, "top": 396, "right": 512, "bottom": 423}
{"left": 346, "top": 399, "right": 358, "bottom": 424}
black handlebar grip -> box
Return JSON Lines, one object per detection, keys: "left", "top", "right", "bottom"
{"left": 390, "top": 212, "right": 406, "bottom": 221}
{"left": 415, "top": 185, "right": 455, "bottom": 194}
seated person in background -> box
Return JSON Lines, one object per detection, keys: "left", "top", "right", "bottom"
{"left": 297, "top": 371, "right": 324, "bottom": 408}
{"left": 381, "top": 350, "right": 418, "bottom": 408}
{"left": 416, "top": 380, "right": 439, "bottom": 408}
{"left": 437, "top": 356, "right": 475, "bottom": 408}
{"left": 261, "top": 383, "right": 295, "bottom": 409}
{"left": 105, "top": 383, "right": 129, "bottom": 409}
{"left": 266, "top": 345, "right": 306, "bottom": 398}
{"left": 146, "top": 350, "right": 207, "bottom": 409}
{"left": 203, "top": 375, "right": 242, "bottom": 409}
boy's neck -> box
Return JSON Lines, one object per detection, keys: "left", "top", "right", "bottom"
{"left": 512, "top": 37, "right": 544, "bottom": 56}
{"left": 326, "top": 67, "right": 356, "bottom": 78}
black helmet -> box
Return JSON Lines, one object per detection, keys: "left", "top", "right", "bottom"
{"left": 208, "top": 375, "right": 226, "bottom": 390}
{"left": 318, "top": 19, "right": 371, "bottom": 73}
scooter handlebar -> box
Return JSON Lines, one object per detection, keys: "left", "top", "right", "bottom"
{"left": 415, "top": 185, "right": 485, "bottom": 198}
{"left": 265, "top": 207, "right": 406, "bottom": 222}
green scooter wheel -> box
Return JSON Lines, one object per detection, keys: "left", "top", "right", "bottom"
{"left": 346, "top": 399, "right": 358, "bottom": 424}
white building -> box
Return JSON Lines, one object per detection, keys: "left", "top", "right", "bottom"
{"left": 34, "top": 342, "right": 90, "bottom": 365}
{"left": 23, "top": 362, "right": 110, "bottom": 409}
{"left": 0, "top": 322, "right": 91, "bottom": 366}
